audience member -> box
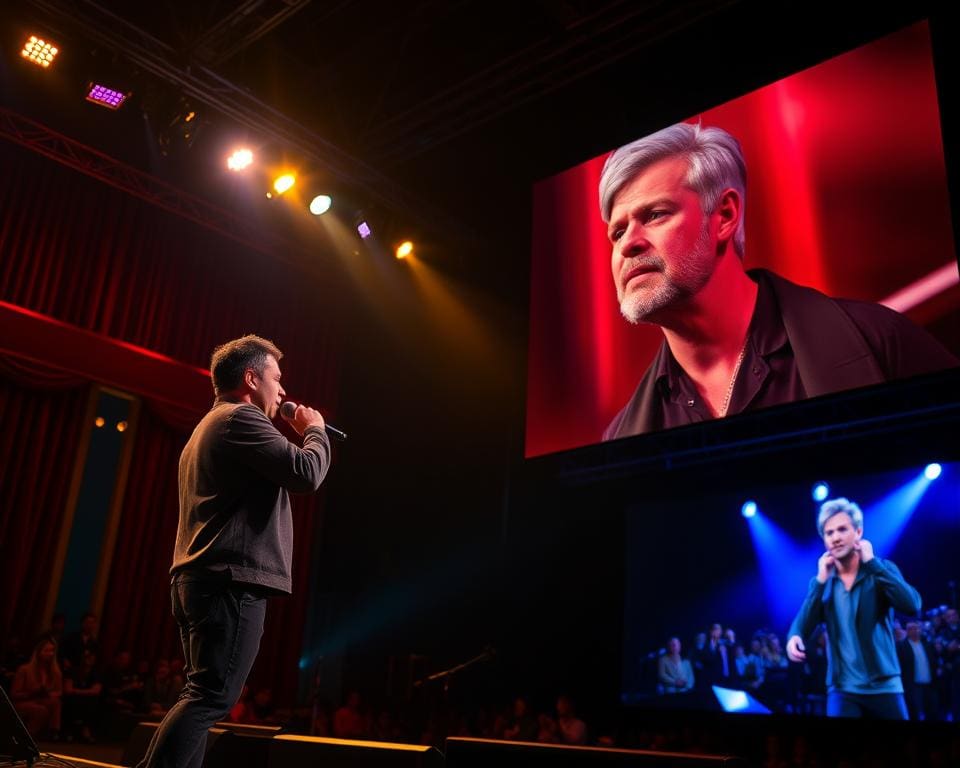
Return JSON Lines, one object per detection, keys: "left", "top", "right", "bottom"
{"left": 333, "top": 690, "right": 366, "bottom": 739}
{"left": 63, "top": 648, "right": 102, "bottom": 742}
{"left": 10, "top": 636, "right": 62, "bottom": 739}
{"left": 658, "top": 637, "right": 694, "bottom": 693}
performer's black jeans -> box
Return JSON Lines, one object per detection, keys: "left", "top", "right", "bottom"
{"left": 136, "top": 573, "right": 267, "bottom": 768}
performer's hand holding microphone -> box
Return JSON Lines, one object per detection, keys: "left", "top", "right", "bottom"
{"left": 280, "top": 400, "right": 347, "bottom": 441}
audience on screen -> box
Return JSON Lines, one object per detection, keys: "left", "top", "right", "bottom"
{"left": 642, "top": 605, "right": 960, "bottom": 722}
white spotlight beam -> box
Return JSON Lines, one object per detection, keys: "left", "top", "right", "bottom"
{"left": 880, "top": 262, "right": 960, "bottom": 314}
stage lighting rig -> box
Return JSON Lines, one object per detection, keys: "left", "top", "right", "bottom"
{"left": 85, "top": 82, "right": 131, "bottom": 110}
{"left": 21, "top": 35, "right": 59, "bottom": 68}
{"left": 158, "top": 98, "right": 205, "bottom": 156}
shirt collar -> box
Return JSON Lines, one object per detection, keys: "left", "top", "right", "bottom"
{"left": 654, "top": 271, "right": 789, "bottom": 397}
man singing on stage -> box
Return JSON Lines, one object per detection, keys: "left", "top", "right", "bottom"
{"left": 786, "top": 498, "right": 920, "bottom": 719}
{"left": 137, "top": 335, "right": 331, "bottom": 767}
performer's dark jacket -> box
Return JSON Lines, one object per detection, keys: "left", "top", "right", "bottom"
{"left": 604, "top": 269, "right": 959, "bottom": 440}
{"left": 788, "top": 557, "right": 921, "bottom": 691}
{"left": 171, "top": 400, "right": 330, "bottom": 594}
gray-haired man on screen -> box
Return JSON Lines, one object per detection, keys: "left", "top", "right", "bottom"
{"left": 600, "top": 122, "right": 958, "bottom": 440}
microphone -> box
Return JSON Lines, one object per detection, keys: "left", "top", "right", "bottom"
{"left": 280, "top": 401, "right": 347, "bottom": 441}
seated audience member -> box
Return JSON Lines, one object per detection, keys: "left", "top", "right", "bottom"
{"left": 63, "top": 648, "right": 102, "bottom": 742}
{"left": 536, "top": 711, "right": 558, "bottom": 743}
{"left": 555, "top": 695, "right": 587, "bottom": 745}
{"left": 371, "top": 708, "right": 404, "bottom": 742}
{"left": 762, "top": 633, "right": 789, "bottom": 671}
{"left": 60, "top": 613, "right": 99, "bottom": 672}
{"left": 658, "top": 637, "right": 695, "bottom": 693}
{"left": 143, "top": 659, "right": 181, "bottom": 717}
{"left": 248, "top": 687, "right": 278, "bottom": 724}
{"left": 11, "top": 636, "right": 62, "bottom": 739}
{"left": 333, "top": 690, "right": 366, "bottom": 739}
{"left": 502, "top": 696, "right": 537, "bottom": 741}
{"left": 103, "top": 650, "right": 144, "bottom": 712}
{"left": 743, "top": 638, "right": 766, "bottom": 689}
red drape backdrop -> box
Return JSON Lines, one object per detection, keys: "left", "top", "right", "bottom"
{"left": 0, "top": 134, "right": 340, "bottom": 706}
{"left": 0, "top": 363, "right": 89, "bottom": 644}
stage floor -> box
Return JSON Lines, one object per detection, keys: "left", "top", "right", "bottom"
{"left": 37, "top": 738, "right": 126, "bottom": 766}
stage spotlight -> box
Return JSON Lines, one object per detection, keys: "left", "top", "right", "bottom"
{"left": 21, "top": 36, "right": 59, "bottom": 68}
{"left": 227, "top": 148, "right": 253, "bottom": 171}
{"left": 86, "top": 83, "right": 130, "bottom": 110}
{"left": 357, "top": 220, "right": 372, "bottom": 239}
{"left": 157, "top": 99, "right": 204, "bottom": 155}
{"left": 741, "top": 500, "right": 758, "bottom": 519}
{"left": 924, "top": 463, "right": 942, "bottom": 480}
{"left": 395, "top": 240, "right": 414, "bottom": 260}
{"left": 812, "top": 482, "right": 830, "bottom": 502}
{"left": 309, "top": 195, "right": 332, "bottom": 215}
{"left": 273, "top": 173, "right": 295, "bottom": 195}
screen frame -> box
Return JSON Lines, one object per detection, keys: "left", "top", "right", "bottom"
{"left": 521, "top": 7, "right": 960, "bottom": 468}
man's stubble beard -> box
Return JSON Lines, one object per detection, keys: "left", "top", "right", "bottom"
{"left": 618, "top": 221, "right": 715, "bottom": 325}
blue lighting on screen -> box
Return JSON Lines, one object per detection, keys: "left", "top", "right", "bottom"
{"left": 925, "top": 463, "right": 943, "bottom": 480}
{"left": 863, "top": 469, "right": 939, "bottom": 554}
{"left": 812, "top": 482, "right": 830, "bottom": 502}
{"left": 712, "top": 685, "right": 772, "bottom": 714}
{"left": 741, "top": 500, "right": 758, "bottom": 518}
{"left": 745, "top": 510, "right": 820, "bottom": 632}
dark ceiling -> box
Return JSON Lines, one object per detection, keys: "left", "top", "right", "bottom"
{"left": 4, "top": 1, "right": 750, "bottom": 261}
{"left": 3, "top": 0, "right": 946, "bottom": 295}
{"left": 62, "top": 1, "right": 737, "bottom": 164}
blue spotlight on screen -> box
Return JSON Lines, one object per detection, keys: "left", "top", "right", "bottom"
{"left": 924, "top": 463, "right": 943, "bottom": 480}
{"left": 741, "top": 500, "right": 758, "bottom": 519}
{"left": 812, "top": 482, "right": 829, "bottom": 502}
{"left": 713, "top": 685, "right": 772, "bottom": 714}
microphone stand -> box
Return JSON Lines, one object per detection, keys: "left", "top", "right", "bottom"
{"left": 412, "top": 647, "right": 495, "bottom": 697}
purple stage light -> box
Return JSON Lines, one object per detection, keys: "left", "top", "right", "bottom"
{"left": 357, "top": 220, "right": 372, "bottom": 239}
{"left": 86, "top": 83, "right": 129, "bottom": 110}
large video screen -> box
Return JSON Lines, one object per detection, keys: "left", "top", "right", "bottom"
{"left": 621, "top": 460, "right": 959, "bottom": 720}
{"left": 526, "top": 20, "right": 960, "bottom": 458}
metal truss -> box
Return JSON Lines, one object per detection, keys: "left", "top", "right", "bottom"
{"left": 23, "top": 0, "right": 436, "bottom": 228}
{"left": 192, "top": 0, "right": 314, "bottom": 66}
{"left": 0, "top": 106, "right": 304, "bottom": 265}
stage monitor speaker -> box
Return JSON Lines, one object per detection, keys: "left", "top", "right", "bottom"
{"left": 269, "top": 734, "right": 442, "bottom": 768}
{"left": 1, "top": 685, "right": 40, "bottom": 766}
{"left": 121, "top": 722, "right": 277, "bottom": 767}
{"left": 444, "top": 737, "right": 746, "bottom": 767}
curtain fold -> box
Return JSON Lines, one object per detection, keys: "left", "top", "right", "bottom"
{"left": 0, "top": 376, "right": 90, "bottom": 642}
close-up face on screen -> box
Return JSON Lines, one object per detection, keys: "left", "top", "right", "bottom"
{"left": 526, "top": 20, "right": 960, "bottom": 458}
{"left": 621, "top": 460, "right": 959, "bottom": 720}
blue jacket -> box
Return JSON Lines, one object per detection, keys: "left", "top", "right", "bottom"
{"left": 788, "top": 557, "right": 921, "bottom": 690}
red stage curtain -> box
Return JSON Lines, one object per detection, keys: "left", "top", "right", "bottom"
{"left": 0, "top": 135, "right": 339, "bottom": 706}
{"left": 0, "top": 374, "right": 89, "bottom": 643}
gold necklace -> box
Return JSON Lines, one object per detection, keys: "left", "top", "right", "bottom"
{"left": 718, "top": 337, "right": 749, "bottom": 418}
